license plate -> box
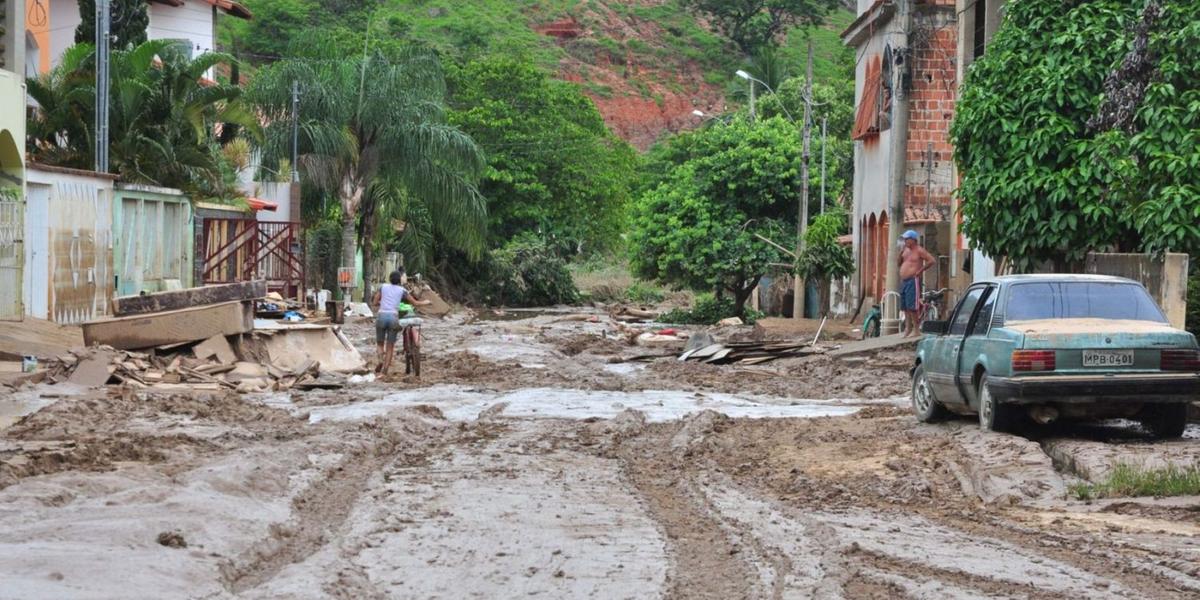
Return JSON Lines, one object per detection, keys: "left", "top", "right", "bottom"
{"left": 1082, "top": 350, "right": 1134, "bottom": 367}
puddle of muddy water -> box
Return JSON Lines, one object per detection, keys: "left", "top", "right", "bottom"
{"left": 301, "top": 385, "right": 862, "bottom": 424}
{"left": 0, "top": 384, "right": 91, "bottom": 431}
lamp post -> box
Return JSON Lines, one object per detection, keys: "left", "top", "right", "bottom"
{"left": 736, "top": 69, "right": 755, "bottom": 121}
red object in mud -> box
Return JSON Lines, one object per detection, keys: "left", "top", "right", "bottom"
{"left": 1012, "top": 350, "right": 1056, "bottom": 372}
{"left": 656, "top": 329, "right": 678, "bottom": 336}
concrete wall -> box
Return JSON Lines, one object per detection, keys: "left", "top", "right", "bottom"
{"left": 147, "top": 0, "right": 217, "bottom": 61}
{"left": 24, "top": 165, "right": 116, "bottom": 324}
{"left": 251, "top": 182, "right": 294, "bottom": 223}
{"left": 0, "top": 70, "right": 27, "bottom": 321}
{"left": 48, "top": 0, "right": 218, "bottom": 71}
{"left": 1083, "top": 253, "right": 1189, "bottom": 330}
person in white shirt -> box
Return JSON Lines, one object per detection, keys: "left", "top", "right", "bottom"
{"left": 370, "top": 269, "right": 430, "bottom": 375}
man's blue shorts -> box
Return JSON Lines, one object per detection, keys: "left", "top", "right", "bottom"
{"left": 900, "top": 278, "right": 917, "bottom": 311}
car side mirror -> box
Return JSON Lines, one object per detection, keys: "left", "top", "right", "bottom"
{"left": 921, "top": 320, "right": 949, "bottom": 335}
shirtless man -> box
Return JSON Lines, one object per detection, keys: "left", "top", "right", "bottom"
{"left": 898, "top": 230, "right": 934, "bottom": 337}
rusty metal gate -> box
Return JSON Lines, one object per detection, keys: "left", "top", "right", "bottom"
{"left": 202, "top": 219, "right": 304, "bottom": 297}
{"left": 0, "top": 197, "right": 23, "bottom": 320}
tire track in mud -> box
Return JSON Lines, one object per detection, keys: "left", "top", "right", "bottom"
{"left": 618, "top": 455, "right": 759, "bottom": 599}
{"left": 218, "top": 422, "right": 441, "bottom": 594}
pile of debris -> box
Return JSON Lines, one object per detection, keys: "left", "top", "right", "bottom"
{"left": 678, "top": 340, "right": 822, "bottom": 365}
{"left": 42, "top": 280, "right": 369, "bottom": 392}
{"left": 46, "top": 340, "right": 340, "bottom": 392}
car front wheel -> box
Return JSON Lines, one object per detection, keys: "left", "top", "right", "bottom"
{"left": 911, "top": 364, "right": 947, "bottom": 422}
{"left": 978, "top": 374, "right": 1016, "bottom": 432}
{"left": 1138, "top": 403, "right": 1188, "bottom": 439}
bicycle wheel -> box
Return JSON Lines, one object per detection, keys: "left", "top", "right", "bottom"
{"left": 404, "top": 327, "right": 421, "bottom": 378}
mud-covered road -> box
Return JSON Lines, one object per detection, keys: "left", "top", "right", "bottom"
{"left": 2, "top": 310, "right": 1199, "bottom": 599}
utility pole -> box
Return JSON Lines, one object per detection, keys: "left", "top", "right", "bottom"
{"left": 793, "top": 40, "right": 813, "bottom": 320}
{"left": 820, "top": 116, "right": 828, "bottom": 214}
{"left": 882, "top": 0, "right": 912, "bottom": 335}
{"left": 94, "top": 0, "right": 111, "bottom": 173}
{"left": 749, "top": 80, "right": 756, "bottom": 121}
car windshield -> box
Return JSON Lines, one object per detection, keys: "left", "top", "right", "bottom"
{"left": 1005, "top": 281, "right": 1167, "bottom": 323}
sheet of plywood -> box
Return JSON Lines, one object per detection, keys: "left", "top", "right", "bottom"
{"left": 112, "top": 281, "right": 267, "bottom": 316}
{"left": 81, "top": 301, "right": 254, "bottom": 350}
{"left": 0, "top": 317, "right": 85, "bottom": 360}
{"left": 68, "top": 349, "right": 117, "bottom": 386}
{"left": 192, "top": 335, "right": 237, "bottom": 364}
{"left": 260, "top": 327, "right": 366, "bottom": 374}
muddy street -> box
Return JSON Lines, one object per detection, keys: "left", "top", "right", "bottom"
{"left": 2, "top": 313, "right": 1199, "bottom": 599}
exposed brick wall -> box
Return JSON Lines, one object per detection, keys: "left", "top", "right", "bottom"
{"left": 904, "top": 6, "right": 958, "bottom": 223}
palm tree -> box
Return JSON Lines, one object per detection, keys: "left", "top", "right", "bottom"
{"left": 26, "top": 39, "right": 259, "bottom": 196}
{"left": 248, "top": 45, "right": 486, "bottom": 287}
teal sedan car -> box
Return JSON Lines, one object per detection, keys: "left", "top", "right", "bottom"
{"left": 911, "top": 275, "right": 1197, "bottom": 437}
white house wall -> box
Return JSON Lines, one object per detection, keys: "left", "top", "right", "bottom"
{"left": 849, "top": 16, "right": 903, "bottom": 298}
{"left": 147, "top": 0, "right": 217, "bottom": 59}
{"left": 48, "top": 0, "right": 217, "bottom": 70}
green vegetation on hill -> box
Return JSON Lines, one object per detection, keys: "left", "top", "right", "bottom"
{"left": 223, "top": 1, "right": 854, "bottom": 109}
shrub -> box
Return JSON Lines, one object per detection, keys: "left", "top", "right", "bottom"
{"left": 483, "top": 234, "right": 580, "bottom": 307}
{"left": 660, "top": 294, "right": 762, "bottom": 325}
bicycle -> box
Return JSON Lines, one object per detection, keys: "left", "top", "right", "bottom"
{"left": 399, "top": 318, "right": 422, "bottom": 378}
{"left": 914, "top": 288, "right": 949, "bottom": 331}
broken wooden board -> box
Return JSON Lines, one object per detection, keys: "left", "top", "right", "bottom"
{"left": 68, "top": 349, "right": 118, "bottom": 386}
{"left": 0, "top": 317, "right": 85, "bottom": 361}
{"left": 81, "top": 301, "right": 255, "bottom": 350}
{"left": 111, "top": 281, "right": 267, "bottom": 317}
{"left": 193, "top": 335, "right": 237, "bottom": 364}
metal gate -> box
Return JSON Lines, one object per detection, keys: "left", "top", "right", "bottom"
{"left": 202, "top": 219, "right": 304, "bottom": 297}
{"left": 0, "top": 197, "right": 23, "bottom": 320}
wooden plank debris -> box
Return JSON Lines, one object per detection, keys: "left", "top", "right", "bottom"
{"left": 193, "top": 335, "right": 238, "bottom": 364}
{"left": 112, "top": 281, "right": 267, "bottom": 316}
{"left": 81, "top": 301, "right": 254, "bottom": 350}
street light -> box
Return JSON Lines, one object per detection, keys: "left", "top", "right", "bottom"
{"left": 735, "top": 70, "right": 755, "bottom": 120}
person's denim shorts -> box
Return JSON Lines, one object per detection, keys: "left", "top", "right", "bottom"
{"left": 376, "top": 312, "right": 401, "bottom": 345}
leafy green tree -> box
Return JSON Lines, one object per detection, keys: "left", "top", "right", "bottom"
{"left": 26, "top": 40, "right": 259, "bottom": 197}
{"left": 630, "top": 117, "right": 802, "bottom": 315}
{"left": 447, "top": 55, "right": 637, "bottom": 254}
{"left": 796, "top": 211, "right": 853, "bottom": 315}
{"left": 75, "top": 0, "right": 149, "bottom": 50}
{"left": 681, "top": 0, "right": 842, "bottom": 54}
{"left": 952, "top": 0, "right": 1200, "bottom": 271}
{"left": 758, "top": 77, "right": 854, "bottom": 204}
{"left": 249, "top": 45, "right": 486, "bottom": 283}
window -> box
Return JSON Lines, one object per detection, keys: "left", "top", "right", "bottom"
{"left": 967, "top": 286, "right": 997, "bottom": 336}
{"left": 851, "top": 53, "right": 892, "bottom": 140}
{"left": 973, "top": 0, "right": 987, "bottom": 60}
{"left": 1005, "top": 282, "right": 1167, "bottom": 323}
{"left": 949, "top": 287, "right": 985, "bottom": 335}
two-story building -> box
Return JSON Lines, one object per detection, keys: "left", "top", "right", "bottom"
{"left": 841, "top": 0, "right": 1007, "bottom": 309}
{"left": 2, "top": 0, "right": 28, "bottom": 320}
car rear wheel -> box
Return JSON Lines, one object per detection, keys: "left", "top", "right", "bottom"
{"left": 1138, "top": 403, "right": 1188, "bottom": 439}
{"left": 978, "top": 374, "right": 1016, "bottom": 432}
{"left": 911, "top": 365, "right": 947, "bottom": 422}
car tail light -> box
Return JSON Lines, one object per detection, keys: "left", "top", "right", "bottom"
{"left": 1160, "top": 349, "right": 1200, "bottom": 371}
{"left": 1013, "top": 350, "right": 1056, "bottom": 372}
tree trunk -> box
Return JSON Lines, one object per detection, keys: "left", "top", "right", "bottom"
{"left": 731, "top": 275, "right": 762, "bottom": 318}
{"left": 340, "top": 212, "right": 356, "bottom": 300}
